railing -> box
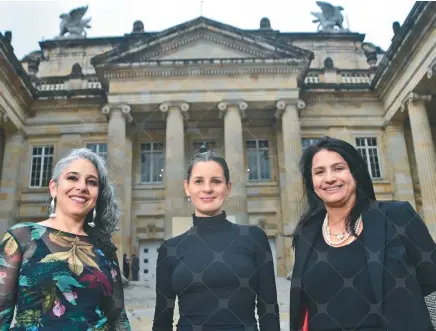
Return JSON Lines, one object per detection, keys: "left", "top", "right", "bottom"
{"left": 87, "top": 78, "right": 102, "bottom": 89}
{"left": 340, "top": 72, "right": 372, "bottom": 84}
{"left": 37, "top": 79, "right": 65, "bottom": 91}
{"left": 304, "top": 69, "right": 373, "bottom": 86}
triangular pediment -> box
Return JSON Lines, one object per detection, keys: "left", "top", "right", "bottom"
{"left": 92, "top": 17, "right": 313, "bottom": 66}
{"left": 154, "top": 39, "right": 257, "bottom": 60}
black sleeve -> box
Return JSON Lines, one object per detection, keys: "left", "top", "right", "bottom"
{"left": 152, "top": 241, "right": 177, "bottom": 331}
{"left": 387, "top": 201, "right": 436, "bottom": 296}
{"left": 251, "top": 226, "right": 281, "bottom": 331}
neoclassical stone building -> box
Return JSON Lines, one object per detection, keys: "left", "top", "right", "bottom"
{"left": 1, "top": 2, "right": 435, "bottom": 281}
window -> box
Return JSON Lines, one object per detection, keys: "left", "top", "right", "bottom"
{"left": 301, "top": 138, "right": 321, "bottom": 151}
{"left": 86, "top": 143, "right": 107, "bottom": 161}
{"left": 356, "top": 137, "right": 382, "bottom": 179}
{"left": 140, "top": 142, "right": 164, "bottom": 183}
{"left": 30, "top": 146, "right": 54, "bottom": 187}
{"left": 246, "top": 139, "right": 271, "bottom": 181}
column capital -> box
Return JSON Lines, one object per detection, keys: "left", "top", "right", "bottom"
{"left": 400, "top": 92, "right": 432, "bottom": 112}
{"left": 274, "top": 99, "right": 306, "bottom": 118}
{"left": 159, "top": 101, "right": 190, "bottom": 120}
{"left": 217, "top": 100, "right": 247, "bottom": 119}
{"left": 101, "top": 103, "right": 133, "bottom": 123}
{"left": 427, "top": 58, "right": 436, "bottom": 79}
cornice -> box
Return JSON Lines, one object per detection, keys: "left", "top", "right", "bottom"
{"left": 103, "top": 59, "right": 305, "bottom": 79}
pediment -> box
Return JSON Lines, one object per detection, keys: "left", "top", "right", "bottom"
{"left": 153, "top": 39, "right": 257, "bottom": 60}
{"left": 92, "top": 17, "right": 313, "bottom": 66}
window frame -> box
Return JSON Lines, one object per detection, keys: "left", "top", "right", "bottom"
{"left": 29, "top": 145, "right": 54, "bottom": 188}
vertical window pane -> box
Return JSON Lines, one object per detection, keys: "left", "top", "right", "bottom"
{"left": 246, "top": 139, "right": 271, "bottom": 181}
{"left": 355, "top": 137, "right": 382, "bottom": 179}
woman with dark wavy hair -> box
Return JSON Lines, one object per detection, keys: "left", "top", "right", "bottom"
{"left": 0, "top": 148, "right": 130, "bottom": 330}
{"left": 289, "top": 136, "right": 436, "bottom": 331}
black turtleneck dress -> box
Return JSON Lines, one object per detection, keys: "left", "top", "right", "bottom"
{"left": 152, "top": 211, "right": 280, "bottom": 331}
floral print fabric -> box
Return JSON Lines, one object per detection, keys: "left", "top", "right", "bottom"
{"left": 0, "top": 223, "right": 131, "bottom": 330}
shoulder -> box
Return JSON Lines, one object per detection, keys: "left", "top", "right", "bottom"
{"left": 377, "top": 200, "right": 420, "bottom": 226}
{"left": 5, "top": 222, "right": 39, "bottom": 240}
{"left": 378, "top": 200, "right": 412, "bottom": 210}
{"left": 378, "top": 200, "right": 416, "bottom": 217}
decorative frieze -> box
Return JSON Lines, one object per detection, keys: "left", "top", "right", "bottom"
{"left": 104, "top": 64, "right": 303, "bottom": 79}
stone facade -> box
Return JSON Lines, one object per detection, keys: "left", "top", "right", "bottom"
{"left": 1, "top": 3, "right": 436, "bottom": 280}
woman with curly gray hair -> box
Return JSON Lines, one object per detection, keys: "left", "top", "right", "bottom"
{"left": 0, "top": 148, "right": 131, "bottom": 330}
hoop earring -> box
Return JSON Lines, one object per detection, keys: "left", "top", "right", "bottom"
{"left": 88, "top": 209, "right": 96, "bottom": 228}
{"left": 49, "top": 198, "right": 56, "bottom": 218}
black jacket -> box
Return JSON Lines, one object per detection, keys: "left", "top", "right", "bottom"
{"left": 289, "top": 200, "right": 436, "bottom": 331}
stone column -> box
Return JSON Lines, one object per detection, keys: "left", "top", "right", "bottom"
{"left": 0, "top": 130, "right": 25, "bottom": 234}
{"left": 403, "top": 92, "right": 436, "bottom": 236}
{"left": 160, "top": 102, "right": 189, "bottom": 238}
{"left": 101, "top": 104, "right": 133, "bottom": 261}
{"left": 275, "top": 99, "right": 306, "bottom": 274}
{"left": 218, "top": 101, "right": 248, "bottom": 224}
{"left": 385, "top": 121, "right": 416, "bottom": 209}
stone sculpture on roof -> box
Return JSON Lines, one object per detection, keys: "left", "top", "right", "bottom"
{"left": 311, "top": 1, "right": 347, "bottom": 32}
{"left": 58, "top": 5, "right": 92, "bottom": 38}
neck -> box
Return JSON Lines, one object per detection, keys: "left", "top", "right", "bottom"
{"left": 194, "top": 209, "right": 223, "bottom": 217}
{"left": 325, "top": 207, "right": 348, "bottom": 225}
{"left": 193, "top": 210, "right": 228, "bottom": 227}
{"left": 51, "top": 211, "right": 86, "bottom": 234}
{"left": 325, "top": 196, "right": 356, "bottom": 226}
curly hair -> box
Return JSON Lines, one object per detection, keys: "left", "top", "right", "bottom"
{"left": 49, "top": 148, "right": 120, "bottom": 259}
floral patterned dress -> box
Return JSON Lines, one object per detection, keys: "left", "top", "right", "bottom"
{"left": 0, "top": 223, "right": 131, "bottom": 330}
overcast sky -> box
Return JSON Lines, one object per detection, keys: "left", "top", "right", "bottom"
{"left": 1, "top": 0, "right": 417, "bottom": 60}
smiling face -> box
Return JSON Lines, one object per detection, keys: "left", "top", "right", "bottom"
{"left": 184, "top": 160, "right": 231, "bottom": 217}
{"left": 311, "top": 149, "right": 357, "bottom": 209}
{"left": 49, "top": 158, "right": 99, "bottom": 221}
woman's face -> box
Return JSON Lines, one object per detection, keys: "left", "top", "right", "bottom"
{"left": 311, "top": 149, "right": 356, "bottom": 209}
{"left": 184, "top": 161, "right": 231, "bottom": 217}
{"left": 49, "top": 158, "right": 99, "bottom": 221}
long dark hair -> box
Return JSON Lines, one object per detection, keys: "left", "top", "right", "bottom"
{"left": 292, "top": 136, "right": 376, "bottom": 240}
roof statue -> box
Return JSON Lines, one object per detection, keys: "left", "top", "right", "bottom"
{"left": 311, "top": 1, "right": 348, "bottom": 33}
{"left": 57, "top": 6, "right": 91, "bottom": 39}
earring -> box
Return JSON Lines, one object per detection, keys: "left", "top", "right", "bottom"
{"left": 187, "top": 197, "right": 191, "bottom": 202}
{"left": 49, "top": 198, "right": 56, "bottom": 218}
{"left": 88, "top": 209, "right": 96, "bottom": 228}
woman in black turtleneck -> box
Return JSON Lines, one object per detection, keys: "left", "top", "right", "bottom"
{"left": 152, "top": 151, "right": 280, "bottom": 331}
